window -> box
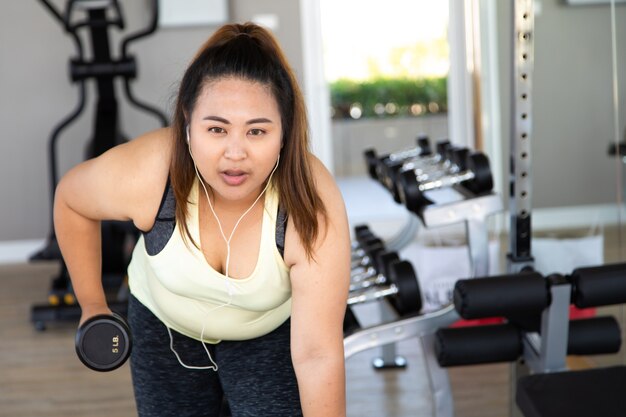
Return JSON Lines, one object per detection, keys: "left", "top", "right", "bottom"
{"left": 319, "top": 0, "right": 450, "bottom": 176}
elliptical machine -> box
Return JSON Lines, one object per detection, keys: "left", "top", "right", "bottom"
{"left": 31, "top": 0, "right": 168, "bottom": 330}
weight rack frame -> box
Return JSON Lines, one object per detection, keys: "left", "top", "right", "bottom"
{"left": 346, "top": 184, "right": 503, "bottom": 417}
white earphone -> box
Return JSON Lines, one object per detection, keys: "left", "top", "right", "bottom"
{"left": 169, "top": 123, "right": 280, "bottom": 371}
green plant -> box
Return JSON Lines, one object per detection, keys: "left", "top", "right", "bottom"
{"left": 329, "top": 77, "right": 447, "bottom": 119}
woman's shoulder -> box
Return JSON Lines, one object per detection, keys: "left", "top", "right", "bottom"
{"left": 54, "top": 127, "right": 175, "bottom": 231}
{"left": 105, "top": 127, "right": 174, "bottom": 230}
{"left": 125, "top": 127, "right": 174, "bottom": 158}
{"left": 118, "top": 127, "right": 173, "bottom": 177}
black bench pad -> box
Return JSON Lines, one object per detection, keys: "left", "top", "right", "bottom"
{"left": 516, "top": 366, "right": 626, "bottom": 417}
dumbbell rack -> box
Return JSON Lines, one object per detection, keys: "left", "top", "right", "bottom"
{"left": 347, "top": 182, "right": 503, "bottom": 417}
{"left": 420, "top": 189, "right": 502, "bottom": 278}
{"left": 421, "top": 188, "right": 503, "bottom": 417}
{"left": 369, "top": 214, "right": 420, "bottom": 370}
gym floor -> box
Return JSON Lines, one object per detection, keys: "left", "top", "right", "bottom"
{"left": 0, "top": 261, "right": 511, "bottom": 417}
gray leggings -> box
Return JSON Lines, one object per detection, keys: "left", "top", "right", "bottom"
{"left": 127, "top": 294, "right": 303, "bottom": 417}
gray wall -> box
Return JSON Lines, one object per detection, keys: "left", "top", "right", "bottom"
{"left": 497, "top": 1, "right": 626, "bottom": 209}
{"left": 0, "top": 0, "right": 302, "bottom": 241}
{"left": 331, "top": 115, "right": 449, "bottom": 177}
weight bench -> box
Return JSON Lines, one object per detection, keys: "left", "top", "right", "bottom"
{"left": 516, "top": 365, "right": 626, "bottom": 417}
{"left": 434, "top": 263, "right": 626, "bottom": 416}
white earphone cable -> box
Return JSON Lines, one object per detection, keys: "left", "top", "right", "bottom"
{"left": 166, "top": 126, "right": 279, "bottom": 371}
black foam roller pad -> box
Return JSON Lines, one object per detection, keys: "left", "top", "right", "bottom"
{"left": 567, "top": 316, "right": 622, "bottom": 355}
{"left": 516, "top": 366, "right": 626, "bottom": 417}
{"left": 435, "top": 323, "right": 522, "bottom": 367}
{"left": 570, "top": 263, "right": 626, "bottom": 308}
{"left": 453, "top": 272, "right": 548, "bottom": 319}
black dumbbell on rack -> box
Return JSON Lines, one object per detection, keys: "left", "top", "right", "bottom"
{"left": 403, "top": 146, "right": 470, "bottom": 189}
{"left": 364, "top": 134, "right": 431, "bottom": 180}
{"left": 351, "top": 226, "right": 387, "bottom": 271}
{"left": 352, "top": 235, "right": 383, "bottom": 258}
{"left": 381, "top": 134, "right": 434, "bottom": 165}
{"left": 364, "top": 135, "right": 434, "bottom": 184}
{"left": 75, "top": 312, "right": 132, "bottom": 372}
{"left": 372, "top": 139, "right": 453, "bottom": 203}
{"left": 397, "top": 150, "right": 494, "bottom": 213}
{"left": 350, "top": 251, "right": 401, "bottom": 291}
{"left": 396, "top": 142, "right": 464, "bottom": 185}
{"left": 348, "top": 259, "right": 422, "bottom": 315}
{"left": 352, "top": 224, "right": 375, "bottom": 246}
{"left": 352, "top": 238, "right": 386, "bottom": 271}
{"left": 351, "top": 225, "right": 382, "bottom": 253}
{"left": 381, "top": 140, "right": 455, "bottom": 202}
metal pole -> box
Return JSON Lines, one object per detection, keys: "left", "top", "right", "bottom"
{"left": 508, "top": 0, "right": 534, "bottom": 271}
{"left": 509, "top": 1, "right": 535, "bottom": 416}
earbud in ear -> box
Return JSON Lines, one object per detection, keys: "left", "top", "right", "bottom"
{"left": 186, "top": 125, "right": 191, "bottom": 144}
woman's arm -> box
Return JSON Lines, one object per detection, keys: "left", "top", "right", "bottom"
{"left": 286, "top": 155, "right": 351, "bottom": 417}
{"left": 54, "top": 128, "right": 171, "bottom": 323}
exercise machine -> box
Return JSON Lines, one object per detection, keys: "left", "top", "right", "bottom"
{"left": 435, "top": 262, "right": 626, "bottom": 417}
{"left": 31, "top": 0, "right": 168, "bottom": 330}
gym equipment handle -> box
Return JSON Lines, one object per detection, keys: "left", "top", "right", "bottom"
{"left": 435, "top": 315, "right": 621, "bottom": 367}
{"left": 453, "top": 272, "right": 547, "bottom": 320}
{"left": 570, "top": 263, "right": 626, "bottom": 308}
{"left": 70, "top": 58, "right": 136, "bottom": 81}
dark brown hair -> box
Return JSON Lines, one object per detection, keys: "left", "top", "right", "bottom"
{"left": 170, "top": 22, "right": 326, "bottom": 258}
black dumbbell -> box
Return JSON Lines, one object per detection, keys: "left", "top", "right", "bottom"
{"left": 351, "top": 224, "right": 380, "bottom": 250}
{"left": 352, "top": 249, "right": 399, "bottom": 281}
{"left": 389, "top": 139, "right": 450, "bottom": 173}
{"left": 398, "top": 151, "right": 494, "bottom": 213}
{"left": 75, "top": 312, "right": 132, "bottom": 372}
{"left": 352, "top": 239, "right": 386, "bottom": 271}
{"left": 405, "top": 146, "right": 468, "bottom": 186}
{"left": 352, "top": 233, "right": 380, "bottom": 253}
{"left": 352, "top": 235, "right": 383, "bottom": 257}
{"left": 353, "top": 224, "right": 372, "bottom": 240}
{"left": 384, "top": 134, "right": 433, "bottom": 164}
{"left": 348, "top": 260, "right": 422, "bottom": 315}
{"left": 363, "top": 135, "right": 433, "bottom": 182}
{"left": 350, "top": 251, "right": 401, "bottom": 291}
{"left": 380, "top": 139, "right": 453, "bottom": 203}
{"left": 394, "top": 140, "right": 454, "bottom": 181}
{"left": 352, "top": 232, "right": 385, "bottom": 263}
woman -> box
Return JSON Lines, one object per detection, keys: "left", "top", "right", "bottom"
{"left": 54, "top": 22, "right": 350, "bottom": 417}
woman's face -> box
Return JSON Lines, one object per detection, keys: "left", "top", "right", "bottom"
{"left": 188, "top": 77, "right": 283, "bottom": 206}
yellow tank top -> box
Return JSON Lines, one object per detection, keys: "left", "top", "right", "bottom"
{"left": 128, "top": 180, "right": 292, "bottom": 343}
